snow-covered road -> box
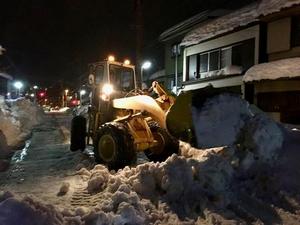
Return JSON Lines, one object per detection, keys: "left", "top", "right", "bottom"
{"left": 0, "top": 113, "right": 92, "bottom": 210}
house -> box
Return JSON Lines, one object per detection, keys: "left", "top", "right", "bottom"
{"left": 157, "top": 9, "right": 230, "bottom": 92}
{"left": 180, "top": 0, "right": 300, "bottom": 124}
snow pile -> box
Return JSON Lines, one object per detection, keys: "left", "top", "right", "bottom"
{"left": 0, "top": 193, "right": 64, "bottom": 225}
{"left": 58, "top": 107, "right": 70, "bottom": 113}
{"left": 69, "top": 151, "right": 236, "bottom": 224}
{"left": 243, "top": 57, "right": 300, "bottom": 82}
{"left": 1, "top": 135, "right": 300, "bottom": 224}
{"left": 191, "top": 93, "right": 283, "bottom": 162}
{"left": 192, "top": 94, "right": 252, "bottom": 148}
{"left": 181, "top": 0, "right": 300, "bottom": 46}
{"left": 0, "top": 97, "right": 44, "bottom": 152}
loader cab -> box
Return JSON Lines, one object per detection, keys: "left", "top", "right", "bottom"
{"left": 87, "top": 59, "right": 137, "bottom": 129}
{"left": 88, "top": 60, "right": 136, "bottom": 99}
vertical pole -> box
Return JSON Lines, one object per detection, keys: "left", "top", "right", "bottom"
{"left": 141, "top": 67, "right": 143, "bottom": 84}
{"left": 175, "top": 45, "right": 178, "bottom": 94}
{"left": 62, "top": 93, "right": 64, "bottom": 108}
{"left": 135, "top": 0, "right": 143, "bottom": 89}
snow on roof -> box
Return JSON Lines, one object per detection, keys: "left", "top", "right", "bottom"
{"left": 159, "top": 9, "right": 230, "bottom": 42}
{"left": 0, "top": 72, "right": 13, "bottom": 80}
{"left": 181, "top": 0, "right": 300, "bottom": 47}
{"left": 243, "top": 57, "right": 300, "bottom": 82}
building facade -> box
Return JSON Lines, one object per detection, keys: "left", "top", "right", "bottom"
{"left": 180, "top": 0, "right": 300, "bottom": 124}
{"left": 157, "top": 10, "right": 229, "bottom": 92}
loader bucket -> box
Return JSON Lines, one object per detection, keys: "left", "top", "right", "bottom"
{"left": 166, "top": 85, "right": 239, "bottom": 144}
{"left": 113, "top": 95, "right": 166, "bottom": 129}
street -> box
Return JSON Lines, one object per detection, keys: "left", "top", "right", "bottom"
{"left": 0, "top": 113, "right": 93, "bottom": 210}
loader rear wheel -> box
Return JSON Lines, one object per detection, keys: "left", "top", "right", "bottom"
{"left": 70, "top": 116, "right": 86, "bottom": 152}
{"left": 93, "top": 122, "right": 136, "bottom": 170}
{"left": 145, "top": 127, "right": 179, "bottom": 162}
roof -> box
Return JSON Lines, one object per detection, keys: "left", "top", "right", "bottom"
{"left": 243, "top": 57, "right": 300, "bottom": 82}
{"left": 0, "top": 72, "right": 13, "bottom": 80}
{"left": 159, "top": 9, "right": 230, "bottom": 42}
{"left": 181, "top": 0, "right": 300, "bottom": 47}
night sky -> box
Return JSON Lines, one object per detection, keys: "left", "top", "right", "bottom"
{"left": 0, "top": 0, "right": 253, "bottom": 87}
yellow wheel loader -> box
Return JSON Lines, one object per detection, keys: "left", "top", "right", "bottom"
{"left": 70, "top": 58, "right": 180, "bottom": 169}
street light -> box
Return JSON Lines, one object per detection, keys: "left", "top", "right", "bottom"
{"left": 14, "top": 81, "right": 23, "bottom": 97}
{"left": 33, "top": 85, "right": 38, "bottom": 90}
{"left": 64, "top": 89, "right": 69, "bottom": 107}
{"left": 141, "top": 61, "right": 151, "bottom": 83}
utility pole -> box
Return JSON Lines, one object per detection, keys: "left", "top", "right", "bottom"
{"left": 135, "top": 0, "right": 143, "bottom": 88}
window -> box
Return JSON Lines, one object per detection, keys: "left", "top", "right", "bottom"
{"left": 232, "top": 39, "right": 255, "bottom": 71}
{"left": 185, "top": 39, "right": 255, "bottom": 81}
{"left": 95, "top": 65, "right": 104, "bottom": 84}
{"left": 291, "top": 16, "right": 300, "bottom": 47}
{"left": 221, "top": 47, "right": 232, "bottom": 68}
{"left": 109, "top": 65, "right": 135, "bottom": 91}
{"left": 209, "top": 50, "right": 220, "bottom": 71}
{"left": 199, "top": 54, "right": 208, "bottom": 73}
{"left": 188, "top": 55, "right": 197, "bottom": 80}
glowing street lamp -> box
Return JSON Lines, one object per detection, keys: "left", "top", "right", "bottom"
{"left": 14, "top": 81, "right": 23, "bottom": 97}
{"left": 33, "top": 85, "right": 38, "bottom": 90}
{"left": 141, "top": 61, "right": 151, "bottom": 83}
{"left": 64, "top": 89, "right": 69, "bottom": 107}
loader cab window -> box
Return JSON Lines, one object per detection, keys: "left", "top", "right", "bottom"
{"left": 95, "top": 65, "right": 104, "bottom": 84}
{"left": 109, "top": 64, "right": 135, "bottom": 91}
{"left": 88, "top": 64, "right": 104, "bottom": 84}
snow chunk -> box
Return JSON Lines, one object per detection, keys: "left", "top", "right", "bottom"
{"left": 243, "top": 57, "right": 300, "bottom": 82}
{"left": 192, "top": 93, "right": 252, "bottom": 148}
{"left": 58, "top": 182, "right": 70, "bottom": 196}
{"left": 181, "top": 0, "right": 300, "bottom": 46}
{"left": 241, "top": 113, "right": 283, "bottom": 162}
{"left": 0, "top": 97, "right": 44, "bottom": 150}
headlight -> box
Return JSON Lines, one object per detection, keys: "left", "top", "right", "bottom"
{"left": 101, "top": 84, "right": 114, "bottom": 101}
{"left": 102, "top": 84, "right": 114, "bottom": 95}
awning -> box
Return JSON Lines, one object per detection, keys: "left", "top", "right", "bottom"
{"left": 243, "top": 57, "right": 300, "bottom": 82}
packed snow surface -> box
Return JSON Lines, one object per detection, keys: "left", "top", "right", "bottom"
{"left": 181, "top": 0, "right": 300, "bottom": 46}
{"left": 243, "top": 57, "right": 300, "bottom": 82}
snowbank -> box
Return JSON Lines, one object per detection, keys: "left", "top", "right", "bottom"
{"left": 191, "top": 93, "right": 283, "bottom": 160}
{"left": 243, "top": 57, "right": 300, "bottom": 82}
{"left": 181, "top": 0, "right": 300, "bottom": 47}
{"left": 0, "top": 96, "right": 44, "bottom": 154}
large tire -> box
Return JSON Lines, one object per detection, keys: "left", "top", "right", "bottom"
{"left": 145, "top": 126, "right": 179, "bottom": 162}
{"left": 93, "top": 122, "right": 136, "bottom": 170}
{"left": 70, "top": 116, "right": 86, "bottom": 151}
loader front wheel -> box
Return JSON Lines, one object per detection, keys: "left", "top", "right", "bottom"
{"left": 93, "top": 122, "right": 136, "bottom": 169}
{"left": 145, "top": 127, "right": 179, "bottom": 162}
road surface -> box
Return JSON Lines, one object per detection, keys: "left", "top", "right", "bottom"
{"left": 0, "top": 113, "right": 93, "bottom": 210}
